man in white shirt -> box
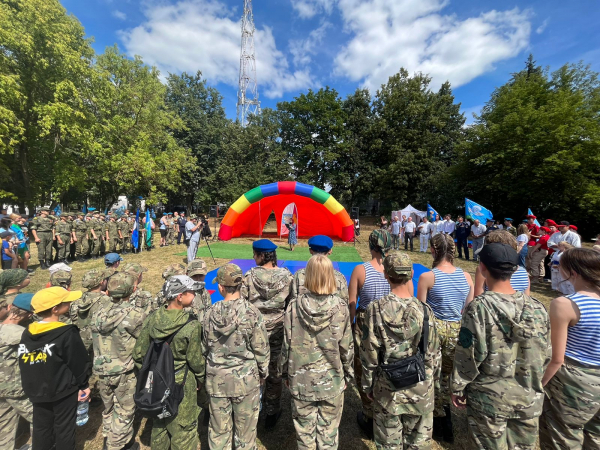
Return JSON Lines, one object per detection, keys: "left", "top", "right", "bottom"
{"left": 404, "top": 217, "right": 416, "bottom": 251}
{"left": 417, "top": 217, "right": 433, "bottom": 252}
{"left": 432, "top": 215, "right": 443, "bottom": 236}
{"left": 443, "top": 214, "right": 455, "bottom": 236}
{"left": 548, "top": 221, "right": 581, "bottom": 250}
{"left": 470, "top": 219, "right": 487, "bottom": 261}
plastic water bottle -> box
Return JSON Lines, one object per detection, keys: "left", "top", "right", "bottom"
{"left": 76, "top": 398, "right": 89, "bottom": 426}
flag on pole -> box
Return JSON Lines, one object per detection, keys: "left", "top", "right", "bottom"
{"left": 82, "top": 204, "right": 87, "bottom": 214}
{"left": 131, "top": 209, "right": 140, "bottom": 250}
{"left": 427, "top": 204, "right": 440, "bottom": 221}
{"left": 53, "top": 205, "right": 62, "bottom": 217}
{"left": 280, "top": 203, "right": 298, "bottom": 236}
{"left": 465, "top": 198, "right": 493, "bottom": 223}
{"left": 145, "top": 210, "right": 152, "bottom": 248}
{"left": 528, "top": 208, "right": 541, "bottom": 226}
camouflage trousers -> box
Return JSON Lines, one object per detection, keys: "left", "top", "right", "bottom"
{"left": 539, "top": 359, "right": 600, "bottom": 450}
{"left": 56, "top": 236, "right": 71, "bottom": 260}
{"left": 373, "top": 406, "right": 433, "bottom": 450}
{"left": 91, "top": 237, "right": 102, "bottom": 256}
{"left": 265, "top": 327, "right": 284, "bottom": 415}
{"left": 353, "top": 311, "right": 373, "bottom": 418}
{"left": 107, "top": 237, "right": 121, "bottom": 253}
{"left": 37, "top": 231, "right": 53, "bottom": 261}
{"left": 75, "top": 233, "right": 89, "bottom": 257}
{"left": 433, "top": 318, "right": 461, "bottom": 417}
{"left": 167, "top": 229, "right": 175, "bottom": 245}
{"left": 466, "top": 406, "right": 538, "bottom": 450}
{"left": 122, "top": 236, "right": 130, "bottom": 252}
{"left": 99, "top": 372, "right": 137, "bottom": 450}
{"left": 0, "top": 396, "right": 33, "bottom": 450}
{"left": 151, "top": 371, "right": 199, "bottom": 450}
{"left": 291, "top": 392, "right": 344, "bottom": 450}
{"left": 208, "top": 389, "right": 260, "bottom": 450}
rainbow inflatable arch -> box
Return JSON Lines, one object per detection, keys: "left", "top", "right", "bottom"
{"left": 218, "top": 181, "right": 354, "bottom": 242}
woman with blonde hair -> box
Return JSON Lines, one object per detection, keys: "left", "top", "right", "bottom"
{"left": 516, "top": 223, "right": 530, "bottom": 268}
{"left": 417, "top": 233, "right": 473, "bottom": 442}
{"left": 474, "top": 230, "right": 531, "bottom": 296}
{"left": 540, "top": 248, "right": 600, "bottom": 449}
{"left": 278, "top": 255, "right": 353, "bottom": 450}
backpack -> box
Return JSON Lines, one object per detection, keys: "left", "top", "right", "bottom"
{"left": 134, "top": 317, "right": 194, "bottom": 420}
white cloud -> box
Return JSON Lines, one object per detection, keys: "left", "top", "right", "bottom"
{"left": 289, "top": 21, "right": 331, "bottom": 67}
{"left": 291, "top": 0, "right": 335, "bottom": 19}
{"left": 112, "top": 10, "right": 127, "bottom": 20}
{"left": 536, "top": 18, "right": 549, "bottom": 34}
{"left": 310, "top": 0, "right": 531, "bottom": 92}
{"left": 119, "top": 0, "right": 313, "bottom": 98}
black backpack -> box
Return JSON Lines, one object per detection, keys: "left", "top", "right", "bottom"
{"left": 134, "top": 318, "right": 194, "bottom": 419}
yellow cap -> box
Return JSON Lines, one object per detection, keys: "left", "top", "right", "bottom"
{"left": 31, "top": 287, "right": 82, "bottom": 313}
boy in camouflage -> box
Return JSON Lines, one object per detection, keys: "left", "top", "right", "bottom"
{"left": 451, "top": 243, "right": 550, "bottom": 450}
{"left": 186, "top": 259, "right": 213, "bottom": 323}
{"left": 278, "top": 255, "right": 353, "bottom": 450}
{"left": 133, "top": 275, "right": 205, "bottom": 450}
{"left": 361, "top": 251, "right": 441, "bottom": 449}
{"left": 202, "top": 264, "right": 269, "bottom": 450}
{"left": 54, "top": 214, "right": 73, "bottom": 264}
{"left": 291, "top": 235, "right": 349, "bottom": 303}
{"left": 0, "top": 293, "right": 34, "bottom": 450}
{"left": 242, "top": 239, "right": 293, "bottom": 428}
{"left": 121, "top": 263, "right": 153, "bottom": 308}
{"left": 49, "top": 269, "right": 72, "bottom": 290}
{"left": 92, "top": 272, "right": 152, "bottom": 450}
{"left": 151, "top": 263, "right": 186, "bottom": 311}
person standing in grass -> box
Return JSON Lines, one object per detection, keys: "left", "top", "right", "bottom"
{"left": 285, "top": 217, "right": 298, "bottom": 252}
{"left": 278, "top": 255, "right": 353, "bottom": 450}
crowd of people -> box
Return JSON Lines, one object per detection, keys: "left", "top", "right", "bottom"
{"left": 0, "top": 223, "right": 598, "bottom": 450}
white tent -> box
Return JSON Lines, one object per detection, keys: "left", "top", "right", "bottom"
{"left": 392, "top": 205, "right": 427, "bottom": 224}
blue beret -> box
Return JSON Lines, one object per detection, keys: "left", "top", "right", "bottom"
{"left": 12, "top": 293, "right": 34, "bottom": 312}
{"left": 168, "top": 212, "right": 173, "bottom": 215}
{"left": 308, "top": 235, "right": 333, "bottom": 253}
{"left": 163, "top": 212, "right": 167, "bottom": 216}
{"left": 252, "top": 239, "right": 277, "bottom": 252}
{"left": 104, "top": 253, "right": 123, "bottom": 264}
{"left": 504, "top": 218, "right": 513, "bottom": 222}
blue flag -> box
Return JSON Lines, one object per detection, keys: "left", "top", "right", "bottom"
{"left": 528, "top": 208, "right": 541, "bottom": 226}
{"left": 427, "top": 204, "right": 440, "bottom": 221}
{"left": 82, "top": 204, "right": 87, "bottom": 214}
{"left": 131, "top": 209, "right": 140, "bottom": 250}
{"left": 53, "top": 205, "right": 62, "bottom": 217}
{"left": 465, "top": 198, "right": 493, "bottom": 223}
{"left": 145, "top": 210, "right": 152, "bottom": 248}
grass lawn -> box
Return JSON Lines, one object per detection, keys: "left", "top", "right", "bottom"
{"left": 176, "top": 242, "right": 363, "bottom": 262}
{"left": 19, "top": 217, "right": 567, "bottom": 450}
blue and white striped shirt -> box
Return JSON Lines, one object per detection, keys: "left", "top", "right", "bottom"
{"left": 565, "top": 293, "right": 600, "bottom": 367}
{"left": 427, "top": 268, "right": 470, "bottom": 322}
{"left": 357, "top": 262, "right": 390, "bottom": 310}
{"left": 485, "top": 266, "right": 530, "bottom": 293}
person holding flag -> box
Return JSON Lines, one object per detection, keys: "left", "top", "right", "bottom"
{"left": 131, "top": 210, "right": 140, "bottom": 253}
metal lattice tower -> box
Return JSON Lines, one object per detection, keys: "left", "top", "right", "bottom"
{"left": 237, "top": 0, "right": 261, "bottom": 127}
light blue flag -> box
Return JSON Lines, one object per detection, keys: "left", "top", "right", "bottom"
{"left": 528, "top": 208, "right": 541, "bottom": 226}
{"left": 427, "top": 204, "right": 440, "bottom": 221}
{"left": 145, "top": 210, "right": 152, "bottom": 248}
{"left": 82, "top": 204, "right": 87, "bottom": 214}
{"left": 131, "top": 209, "right": 140, "bottom": 250}
{"left": 465, "top": 198, "right": 493, "bottom": 223}
{"left": 53, "top": 205, "right": 61, "bottom": 217}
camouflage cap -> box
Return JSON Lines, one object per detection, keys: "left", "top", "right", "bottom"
{"left": 106, "top": 272, "right": 136, "bottom": 299}
{"left": 212, "top": 263, "right": 243, "bottom": 287}
{"left": 81, "top": 269, "right": 110, "bottom": 289}
{"left": 162, "top": 263, "right": 186, "bottom": 280}
{"left": 369, "top": 229, "right": 392, "bottom": 256}
{"left": 383, "top": 251, "right": 413, "bottom": 278}
{"left": 187, "top": 259, "right": 207, "bottom": 276}
{"left": 49, "top": 270, "right": 72, "bottom": 287}
{"left": 162, "top": 275, "right": 203, "bottom": 300}
{"left": 122, "top": 262, "right": 148, "bottom": 277}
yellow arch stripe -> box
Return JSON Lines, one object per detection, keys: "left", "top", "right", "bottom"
{"left": 324, "top": 196, "right": 344, "bottom": 215}
{"left": 230, "top": 195, "right": 251, "bottom": 214}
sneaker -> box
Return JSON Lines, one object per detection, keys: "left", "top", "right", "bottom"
{"left": 264, "top": 411, "right": 282, "bottom": 430}
{"left": 356, "top": 411, "right": 374, "bottom": 440}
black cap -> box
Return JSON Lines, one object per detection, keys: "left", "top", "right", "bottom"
{"left": 559, "top": 221, "right": 570, "bottom": 227}
{"left": 479, "top": 243, "right": 519, "bottom": 271}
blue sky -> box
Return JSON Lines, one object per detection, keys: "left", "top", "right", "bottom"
{"left": 62, "top": 0, "right": 600, "bottom": 123}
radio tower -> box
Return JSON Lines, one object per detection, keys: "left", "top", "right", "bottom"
{"left": 237, "top": 0, "right": 261, "bottom": 127}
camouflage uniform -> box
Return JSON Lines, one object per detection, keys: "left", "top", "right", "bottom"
{"left": 152, "top": 264, "right": 187, "bottom": 311}
{"left": 451, "top": 291, "right": 550, "bottom": 450}
{"left": 91, "top": 272, "right": 151, "bottom": 450}
{"left": 30, "top": 211, "right": 54, "bottom": 264}
{"left": 241, "top": 265, "right": 293, "bottom": 416}
{"left": 187, "top": 260, "right": 213, "bottom": 324}
{"left": 506, "top": 226, "right": 517, "bottom": 237}
{"left": 133, "top": 287, "right": 205, "bottom": 450}
{"left": 90, "top": 215, "right": 105, "bottom": 257}
{"left": 539, "top": 359, "right": 600, "bottom": 450}
{"left": 278, "top": 289, "right": 353, "bottom": 450}
{"left": 49, "top": 269, "right": 72, "bottom": 289}
{"left": 291, "top": 267, "right": 349, "bottom": 304}
{"left": 433, "top": 317, "right": 461, "bottom": 417}
{"left": 0, "top": 324, "right": 33, "bottom": 450}
{"left": 106, "top": 219, "right": 120, "bottom": 253}
{"left": 122, "top": 263, "right": 153, "bottom": 309}
{"left": 118, "top": 218, "right": 130, "bottom": 253}
{"left": 54, "top": 218, "right": 72, "bottom": 261}
{"left": 202, "top": 264, "right": 269, "bottom": 450}
{"left": 166, "top": 216, "right": 175, "bottom": 245}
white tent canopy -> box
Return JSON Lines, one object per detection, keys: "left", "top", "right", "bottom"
{"left": 392, "top": 205, "right": 427, "bottom": 223}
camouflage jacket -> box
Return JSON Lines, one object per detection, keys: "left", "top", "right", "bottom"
{"left": 152, "top": 290, "right": 165, "bottom": 312}
{"left": 117, "top": 220, "right": 129, "bottom": 236}
{"left": 69, "top": 291, "right": 112, "bottom": 353}
{"left": 106, "top": 222, "right": 120, "bottom": 238}
{"left": 291, "top": 268, "right": 349, "bottom": 304}
{"left": 241, "top": 266, "right": 293, "bottom": 332}
{"left": 278, "top": 292, "right": 353, "bottom": 401}
{"left": 89, "top": 218, "right": 104, "bottom": 235}
{"left": 30, "top": 216, "right": 53, "bottom": 233}
{"left": 188, "top": 285, "right": 213, "bottom": 324}
{"left": 130, "top": 289, "right": 153, "bottom": 309}
{"left": 0, "top": 324, "right": 26, "bottom": 398}
{"left": 55, "top": 221, "right": 72, "bottom": 239}
{"left": 201, "top": 298, "right": 269, "bottom": 397}
{"left": 133, "top": 306, "right": 204, "bottom": 385}
{"left": 73, "top": 218, "right": 88, "bottom": 235}
{"left": 91, "top": 298, "right": 151, "bottom": 375}
{"left": 451, "top": 291, "right": 550, "bottom": 419}
{"left": 361, "top": 294, "right": 440, "bottom": 416}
